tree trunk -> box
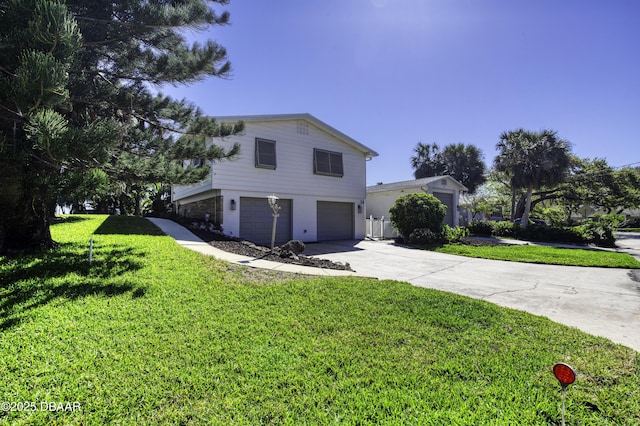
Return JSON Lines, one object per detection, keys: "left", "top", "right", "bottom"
{"left": 0, "top": 177, "right": 55, "bottom": 253}
{"left": 521, "top": 185, "right": 534, "bottom": 230}
{"left": 515, "top": 196, "right": 526, "bottom": 220}
{"left": 118, "top": 194, "right": 128, "bottom": 215}
{"left": 134, "top": 190, "right": 142, "bottom": 216}
{"left": 510, "top": 184, "right": 517, "bottom": 220}
{"left": 515, "top": 189, "right": 563, "bottom": 220}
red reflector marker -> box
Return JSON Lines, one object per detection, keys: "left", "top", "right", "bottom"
{"left": 553, "top": 363, "right": 576, "bottom": 387}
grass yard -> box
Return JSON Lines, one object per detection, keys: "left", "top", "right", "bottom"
{"left": 435, "top": 243, "right": 640, "bottom": 268}
{"left": 0, "top": 215, "right": 638, "bottom": 425}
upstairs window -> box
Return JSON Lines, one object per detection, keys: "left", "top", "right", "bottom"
{"left": 297, "top": 121, "right": 309, "bottom": 135}
{"left": 190, "top": 158, "right": 205, "bottom": 168}
{"left": 314, "top": 148, "right": 343, "bottom": 177}
{"left": 255, "top": 138, "right": 276, "bottom": 169}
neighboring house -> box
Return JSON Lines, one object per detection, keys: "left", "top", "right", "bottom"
{"left": 172, "top": 113, "right": 378, "bottom": 244}
{"left": 571, "top": 207, "right": 640, "bottom": 223}
{"left": 366, "top": 176, "right": 468, "bottom": 228}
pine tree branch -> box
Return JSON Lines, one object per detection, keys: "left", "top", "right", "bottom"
{"left": 0, "top": 104, "right": 23, "bottom": 120}
{"left": 74, "top": 15, "right": 228, "bottom": 30}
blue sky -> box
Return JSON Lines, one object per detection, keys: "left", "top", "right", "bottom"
{"left": 162, "top": 0, "right": 640, "bottom": 186}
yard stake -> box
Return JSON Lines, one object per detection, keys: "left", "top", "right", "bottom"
{"left": 553, "top": 363, "right": 576, "bottom": 426}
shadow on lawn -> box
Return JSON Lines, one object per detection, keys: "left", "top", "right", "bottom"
{"left": 50, "top": 215, "right": 92, "bottom": 225}
{"left": 0, "top": 241, "right": 146, "bottom": 330}
{"left": 93, "top": 215, "right": 165, "bottom": 236}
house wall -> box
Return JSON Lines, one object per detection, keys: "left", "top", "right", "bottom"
{"left": 173, "top": 189, "right": 224, "bottom": 221}
{"left": 214, "top": 120, "right": 367, "bottom": 198}
{"left": 367, "top": 188, "right": 424, "bottom": 220}
{"left": 173, "top": 118, "right": 369, "bottom": 241}
{"left": 172, "top": 175, "right": 213, "bottom": 201}
{"left": 367, "top": 183, "right": 462, "bottom": 227}
{"left": 194, "top": 190, "right": 364, "bottom": 241}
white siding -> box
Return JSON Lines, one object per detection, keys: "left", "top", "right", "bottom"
{"left": 366, "top": 188, "right": 424, "bottom": 220}
{"left": 366, "top": 185, "right": 462, "bottom": 227}
{"left": 173, "top": 116, "right": 371, "bottom": 241}
{"left": 208, "top": 120, "right": 367, "bottom": 199}
{"left": 172, "top": 175, "right": 213, "bottom": 201}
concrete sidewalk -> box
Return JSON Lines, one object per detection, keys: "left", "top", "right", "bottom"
{"left": 146, "top": 218, "right": 363, "bottom": 277}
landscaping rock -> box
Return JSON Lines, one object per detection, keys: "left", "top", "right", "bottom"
{"left": 280, "top": 240, "right": 305, "bottom": 254}
{"left": 279, "top": 250, "right": 299, "bottom": 261}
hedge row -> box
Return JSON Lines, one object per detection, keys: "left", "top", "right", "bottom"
{"left": 467, "top": 219, "right": 617, "bottom": 247}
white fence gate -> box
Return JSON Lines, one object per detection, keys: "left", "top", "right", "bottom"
{"left": 366, "top": 216, "right": 399, "bottom": 240}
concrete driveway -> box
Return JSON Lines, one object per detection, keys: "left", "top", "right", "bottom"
{"left": 615, "top": 231, "right": 640, "bottom": 260}
{"left": 305, "top": 239, "right": 640, "bottom": 352}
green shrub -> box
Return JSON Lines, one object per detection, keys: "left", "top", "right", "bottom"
{"left": 578, "top": 218, "right": 618, "bottom": 247}
{"left": 389, "top": 193, "right": 446, "bottom": 237}
{"left": 442, "top": 225, "right": 469, "bottom": 243}
{"left": 539, "top": 206, "right": 566, "bottom": 226}
{"left": 492, "top": 221, "right": 515, "bottom": 237}
{"left": 532, "top": 226, "right": 584, "bottom": 244}
{"left": 514, "top": 223, "right": 616, "bottom": 247}
{"left": 517, "top": 223, "right": 547, "bottom": 241}
{"left": 467, "top": 215, "right": 619, "bottom": 247}
{"left": 408, "top": 228, "right": 441, "bottom": 245}
{"left": 468, "top": 220, "right": 494, "bottom": 237}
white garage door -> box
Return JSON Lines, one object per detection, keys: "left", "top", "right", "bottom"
{"left": 432, "top": 192, "right": 454, "bottom": 227}
{"left": 317, "top": 201, "right": 354, "bottom": 240}
{"left": 240, "top": 197, "right": 292, "bottom": 245}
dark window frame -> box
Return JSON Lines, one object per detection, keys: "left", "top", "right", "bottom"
{"left": 313, "top": 148, "right": 344, "bottom": 177}
{"left": 191, "top": 158, "right": 205, "bottom": 168}
{"left": 255, "top": 138, "right": 277, "bottom": 169}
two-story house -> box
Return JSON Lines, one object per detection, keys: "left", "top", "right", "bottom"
{"left": 172, "top": 114, "right": 378, "bottom": 245}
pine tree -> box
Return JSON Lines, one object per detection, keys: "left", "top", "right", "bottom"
{"left": 0, "top": 0, "right": 242, "bottom": 252}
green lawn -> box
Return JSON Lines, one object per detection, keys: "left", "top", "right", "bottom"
{"left": 1, "top": 215, "right": 638, "bottom": 425}
{"left": 434, "top": 243, "right": 640, "bottom": 268}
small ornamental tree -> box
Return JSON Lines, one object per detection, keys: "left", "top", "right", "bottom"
{"left": 389, "top": 193, "right": 446, "bottom": 238}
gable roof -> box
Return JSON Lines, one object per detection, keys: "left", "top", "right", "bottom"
{"left": 214, "top": 113, "right": 378, "bottom": 159}
{"left": 367, "top": 176, "right": 468, "bottom": 193}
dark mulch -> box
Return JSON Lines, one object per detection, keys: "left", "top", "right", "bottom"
{"left": 180, "top": 221, "right": 354, "bottom": 271}
{"left": 459, "top": 236, "right": 514, "bottom": 247}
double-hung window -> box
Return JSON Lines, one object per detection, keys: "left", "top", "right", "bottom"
{"left": 190, "top": 158, "right": 204, "bottom": 168}
{"left": 255, "top": 138, "right": 276, "bottom": 169}
{"left": 313, "top": 148, "right": 343, "bottom": 177}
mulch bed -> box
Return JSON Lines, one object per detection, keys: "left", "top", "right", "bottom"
{"left": 174, "top": 220, "right": 515, "bottom": 272}
{"left": 180, "top": 221, "right": 354, "bottom": 271}
{"left": 459, "top": 236, "right": 514, "bottom": 247}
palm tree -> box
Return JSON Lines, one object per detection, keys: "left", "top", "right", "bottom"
{"left": 494, "top": 129, "right": 571, "bottom": 228}
{"left": 410, "top": 142, "right": 442, "bottom": 179}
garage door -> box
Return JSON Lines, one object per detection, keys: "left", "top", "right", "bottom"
{"left": 317, "top": 201, "right": 354, "bottom": 240}
{"left": 432, "top": 192, "right": 454, "bottom": 227}
{"left": 240, "top": 197, "right": 292, "bottom": 245}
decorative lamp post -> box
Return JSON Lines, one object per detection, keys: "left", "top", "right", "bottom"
{"left": 267, "top": 194, "right": 280, "bottom": 250}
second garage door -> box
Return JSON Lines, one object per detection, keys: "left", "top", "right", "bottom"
{"left": 240, "top": 197, "right": 292, "bottom": 245}
{"left": 317, "top": 201, "right": 354, "bottom": 240}
{"left": 432, "top": 192, "right": 454, "bottom": 227}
